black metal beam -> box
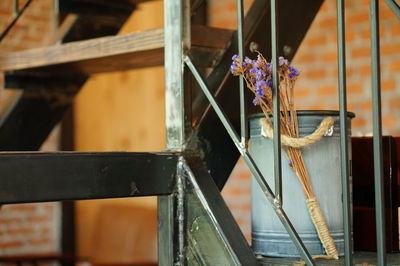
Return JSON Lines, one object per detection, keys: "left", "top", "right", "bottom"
{"left": 0, "top": 152, "right": 179, "bottom": 203}
{"left": 191, "top": 0, "right": 324, "bottom": 189}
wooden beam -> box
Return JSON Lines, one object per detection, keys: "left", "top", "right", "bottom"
{"left": 0, "top": 25, "right": 233, "bottom": 76}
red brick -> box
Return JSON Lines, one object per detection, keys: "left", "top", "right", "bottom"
{"left": 392, "top": 24, "right": 400, "bottom": 36}
{"left": 389, "top": 60, "right": 400, "bottom": 71}
{"left": 296, "top": 54, "right": 315, "bottom": 63}
{"left": 352, "top": 47, "right": 370, "bottom": 58}
{"left": 0, "top": 9, "right": 12, "bottom": 16}
{"left": 360, "top": 65, "right": 371, "bottom": 76}
{"left": 347, "top": 83, "right": 363, "bottom": 94}
{"left": 381, "top": 43, "right": 400, "bottom": 55}
{"left": 0, "top": 217, "right": 23, "bottom": 224}
{"left": 360, "top": 101, "right": 372, "bottom": 111}
{"left": 41, "top": 227, "right": 51, "bottom": 234}
{"left": 238, "top": 172, "right": 250, "bottom": 180}
{"left": 9, "top": 204, "right": 36, "bottom": 212}
{"left": 389, "top": 97, "right": 400, "bottom": 109}
{"left": 306, "top": 69, "right": 326, "bottom": 79}
{"left": 307, "top": 103, "right": 329, "bottom": 110}
{"left": 8, "top": 228, "right": 35, "bottom": 235}
{"left": 352, "top": 117, "right": 366, "bottom": 127}
{"left": 382, "top": 115, "right": 397, "bottom": 127}
{"left": 29, "top": 238, "right": 51, "bottom": 245}
{"left": 318, "top": 86, "right": 337, "bottom": 96}
{"left": 381, "top": 79, "right": 396, "bottom": 91}
{"left": 241, "top": 202, "right": 251, "bottom": 211}
{"left": 0, "top": 240, "right": 23, "bottom": 249}
{"left": 345, "top": 30, "right": 356, "bottom": 42}
{"left": 27, "top": 215, "right": 50, "bottom": 223}
{"left": 226, "top": 2, "right": 236, "bottom": 12}
{"left": 322, "top": 52, "right": 338, "bottom": 62}
{"left": 225, "top": 188, "right": 245, "bottom": 196}
{"left": 347, "top": 12, "right": 369, "bottom": 24}
{"left": 320, "top": 17, "right": 337, "bottom": 29}
{"left": 294, "top": 87, "right": 312, "bottom": 98}
{"left": 306, "top": 35, "right": 326, "bottom": 46}
{"left": 361, "top": 0, "right": 370, "bottom": 6}
{"left": 347, "top": 103, "right": 356, "bottom": 112}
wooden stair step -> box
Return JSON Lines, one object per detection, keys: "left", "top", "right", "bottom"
{"left": 0, "top": 25, "right": 233, "bottom": 77}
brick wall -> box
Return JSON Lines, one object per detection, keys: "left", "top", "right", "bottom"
{"left": 0, "top": 0, "right": 61, "bottom": 257}
{"left": 293, "top": 0, "right": 400, "bottom": 136}
{"left": 210, "top": 0, "right": 400, "bottom": 243}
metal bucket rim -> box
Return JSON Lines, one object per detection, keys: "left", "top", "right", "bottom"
{"left": 249, "top": 110, "right": 356, "bottom": 120}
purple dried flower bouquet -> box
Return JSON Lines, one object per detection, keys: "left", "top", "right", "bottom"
{"left": 231, "top": 53, "right": 339, "bottom": 260}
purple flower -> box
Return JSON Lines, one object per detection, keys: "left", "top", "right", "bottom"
{"left": 230, "top": 54, "right": 241, "bottom": 75}
{"left": 266, "top": 63, "right": 272, "bottom": 72}
{"left": 252, "top": 97, "right": 261, "bottom": 106}
{"left": 279, "top": 56, "right": 288, "bottom": 66}
{"left": 256, "top": 69, "right": 266, "bottom": 79}
{"left": 289, "top": 66, "right": 300, "bottom": 79}
{"left": 230, "top": 64, "right": 237, "bottom": 74}
{"left": 249, "top": 67, "right": 258, "bottom": 74}
{"left": 255, "top": 80, "right": 268, "bottom": 97}
{"left": 244, "top": 57, "right": 253, "bottom": 64}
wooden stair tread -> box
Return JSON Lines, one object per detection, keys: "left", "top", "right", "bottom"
{"left": 0, "top": 25, "right": 233, "bottom": 76}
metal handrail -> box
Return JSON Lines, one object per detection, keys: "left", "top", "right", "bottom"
{"left": 0, "top": 0, "right": 34, "bottom": 42}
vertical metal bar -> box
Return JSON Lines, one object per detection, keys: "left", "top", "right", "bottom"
{"left": 158, "top": 195, "right": 175, "bottom": 266}
{"left": 336, "top": 1, "right": 353, "bottom": 265}
{"left": 370, "top": 1, "right": 387, "bottom": 265}
{"left": 237, "top": 0, "right": 247, "bottom": 147}
{"left": 160, "top": 0, "right": 190, "bottom": 265}
{"left": 177, "top": 158, "right": 186, "bottom": 265}
{"left": 270, "top": 0, "right": 282, "bottom": 202}
{"left": 13, "top": 0, "right": 19, "bottom": 17}
{"left": 164, "top": 0, "right": 190, "bottom": 150}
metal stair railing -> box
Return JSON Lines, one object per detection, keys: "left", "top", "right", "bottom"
{"left": 178, "top": 0, "right": 399, "bottom": 265}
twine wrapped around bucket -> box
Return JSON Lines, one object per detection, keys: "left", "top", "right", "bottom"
{"left": 260, "top": 116, "right": 339, "bottom": 260}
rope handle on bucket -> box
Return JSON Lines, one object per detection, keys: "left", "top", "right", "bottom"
{"left": 259, "top": 117, "right": 334, "bottom": 148}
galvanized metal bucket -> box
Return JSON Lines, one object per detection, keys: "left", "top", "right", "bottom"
{"left": 250, "top": 110, "right": 354, "bottom": 257}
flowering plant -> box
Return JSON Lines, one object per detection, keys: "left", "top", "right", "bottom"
{"left": 231, "top": 53, "right": 339, "bottom": 259}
